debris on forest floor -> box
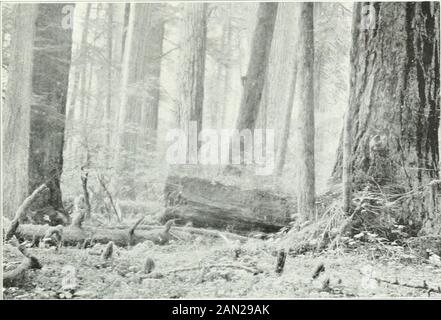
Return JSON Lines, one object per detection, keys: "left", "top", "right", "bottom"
{"left": 3, "top": 233, "right": 441, "bottom": 299}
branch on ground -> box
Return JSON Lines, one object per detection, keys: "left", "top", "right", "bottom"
{"left": 3, "top": 243, "right": 42, "bottom": 287}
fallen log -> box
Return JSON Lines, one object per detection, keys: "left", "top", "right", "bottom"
{"left": 13, "top": 222, "right": 178, "bottom": 247}
{"left": 161, "top": 175, "right": 295, "bottom": 234}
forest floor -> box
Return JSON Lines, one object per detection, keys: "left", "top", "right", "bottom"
{"left": 3, "top": 233, "right": 441, "bottom": 299}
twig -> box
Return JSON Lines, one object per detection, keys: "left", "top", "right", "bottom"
{"left": 95, "top": 171, "right": 120, "bottom": 222}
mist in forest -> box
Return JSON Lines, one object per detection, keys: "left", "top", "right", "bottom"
{"left": 2, "top": 2, "right": 440, "bottom": 300}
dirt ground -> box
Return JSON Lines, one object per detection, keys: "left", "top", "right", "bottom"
{"left": 3, "top": 235, "right": 441, "bottom": 299}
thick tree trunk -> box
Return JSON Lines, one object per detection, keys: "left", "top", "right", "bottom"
{"left": 235, "top": 3, "right": 278, "bottom": 132}
{"left": 161, "top": 175, "right": 294, "bottom": 234}
{"left": 2, "top": 4, "right": 37, "bottom": 219}
{"left": 332, "top": 3, "right": 440, "bottom": 232}
{"left": 177, "top": 3, "right": 208, "bottom": 153}
{"left": 28, "top": 4, "right": 73, "bottom": 218}
{"left": 296, "top": 3, "right": 316, "bottom": 221}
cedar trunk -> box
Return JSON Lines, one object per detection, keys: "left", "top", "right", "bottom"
{"left": 333, "top": 3, "right": 440, "bottom": 232}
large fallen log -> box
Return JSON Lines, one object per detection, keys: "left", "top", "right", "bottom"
{"left": 161, "top": 175, "right": 295, "bottom": 234}
{"left": 13, "top": 221, "right": 177, "bottom": 247}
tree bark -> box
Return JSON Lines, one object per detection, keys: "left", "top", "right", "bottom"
{"left": 235, "top": 3, "right": 278, "bottom": 132}
{"left": 177, "top": 3, "right": 208, "bottom": 154}
{"left": 296, "top": 3, "right": 316, "bottom": 221}
{"left": 2, "top": 4, "right": 37, "bottom": 219}
{"left": 332, "top": 3, "right": 440, "bottom": 231}
{"left": 29, "top": 4, "right": 74, "bottom": 216}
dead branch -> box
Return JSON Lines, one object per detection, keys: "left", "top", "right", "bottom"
{"left": 128, "top": 217, "right": 144, "bottom": 245}
{"left": 146, "top": 263, "right": 262, "bottom": 279}
{"left": 95, "top": 171, "right": 120, "bottom": 222}
{"left": 3, "top": 244, "right": 42, "bottom": 287}
{"left": 5, "top": 184, "right": 48, "bottom": 241}
{"left": 357, "top": 269, "right": 441, "bottom": 296}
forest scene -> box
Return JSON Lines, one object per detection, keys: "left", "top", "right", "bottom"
{"left": 2, "top": 1, "right": 441, "bottom": 300}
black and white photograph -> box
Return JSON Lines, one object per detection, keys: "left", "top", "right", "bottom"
{"left": 1, "top": 0, "right": 441, "bottom": 302}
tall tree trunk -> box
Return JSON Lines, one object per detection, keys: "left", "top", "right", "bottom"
{"left": 64, "top": 4, "right": 91, "bottom": 164}
{"left": 275, "top": 63, "right": 298, "bottom": 176}
{"left": 332, "top": 3, "right": 440, "bottom": 232}
{"left": 296, "top": 3, "right": 316, "bottom": 221}
{"left": 235, "top": 2, "right": 278, "bottom": 132}
{"left": 29, "top": 4, "right": 74, "bottom": 215}
{"left": 2, "top": 4, "right": 38, "bottom": 218}
{"left": 177, "top": 3, "right": 208, "bottom": 154}
{"left": 116, "top": 3, "right": 165, "bottom": 198}
{"left": 109, "top": 4, "right": 125, "bottom": 143}
{"left": 269, "top": 3, "right": 299, "bottom": 175}
{"left": 118, "top": 3, "right": 164, "bottom": 152}
{"left": 105, "top": 4, "right": 114, "bottom": 152}
{"left": 221, "top": 6, "right": 233, "bottom": 129}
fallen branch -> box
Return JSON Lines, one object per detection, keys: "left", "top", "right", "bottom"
{"left": 357, "top": 269, "right": 441, "bottom": 296}
{"left": 3, "top": 244, "right": 42, "bottom": 287}
{"left": 373, "top": 276, "right": 441, "bottom": 296}
{"left": 147, "top": 263, "right": 262, "bottom": 278}
{"left": 5, "top": 184, "right": 48, "bottom": 241}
